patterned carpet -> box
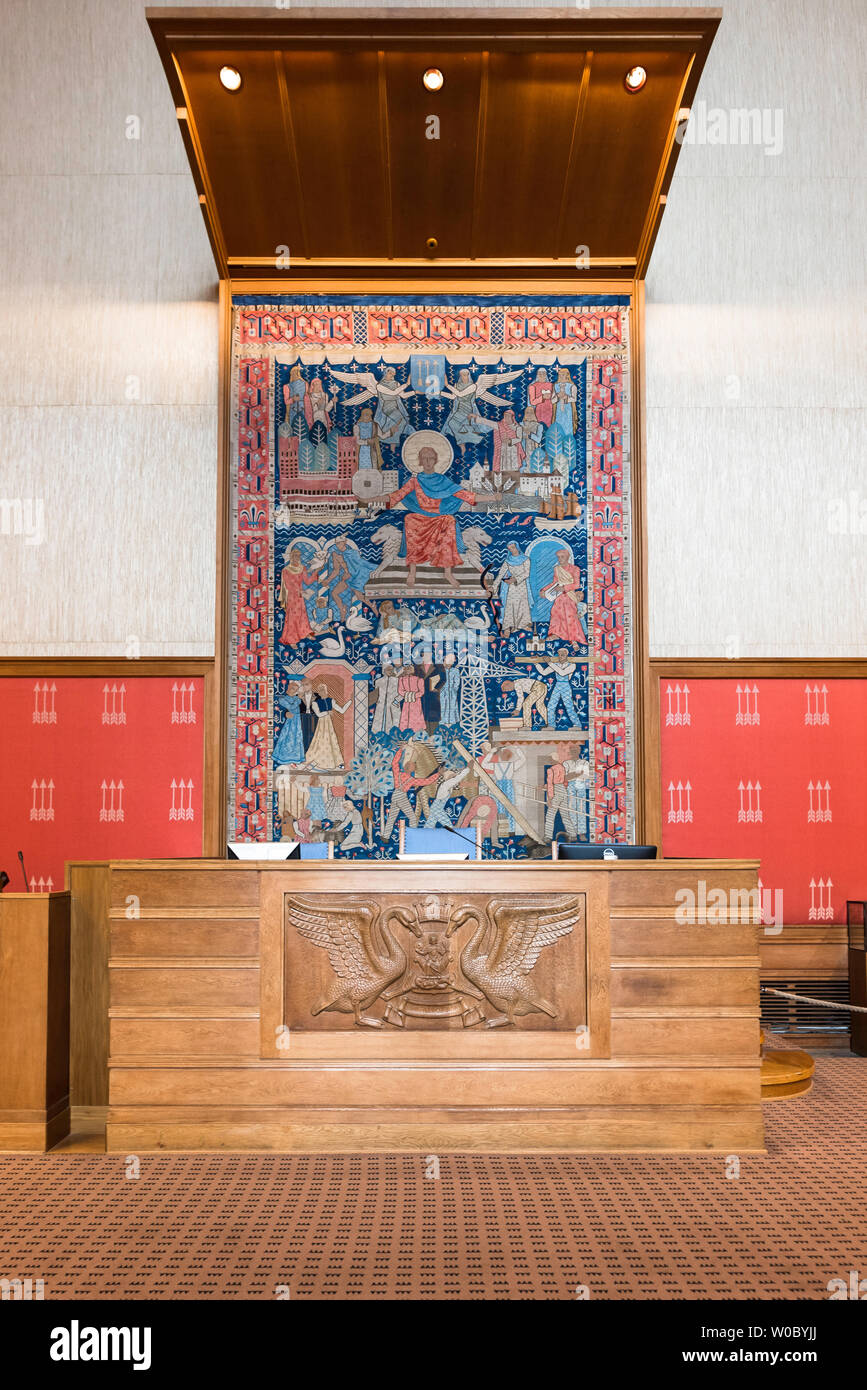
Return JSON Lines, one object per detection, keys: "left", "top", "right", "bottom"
{"left": 1, "top": 1053, "right": 864, "bottom": 1301}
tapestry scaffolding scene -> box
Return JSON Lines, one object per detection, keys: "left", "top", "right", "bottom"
{"left": 229, "top": 295, "right": 634, "bottom": 856}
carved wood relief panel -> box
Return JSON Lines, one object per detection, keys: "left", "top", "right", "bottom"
{"left": 283, "top": 891, "right": 587, "bottom": 1032}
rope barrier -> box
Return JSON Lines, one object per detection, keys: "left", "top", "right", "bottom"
{"left": 761, "top": 986, "right": 867, "bottom": 1014}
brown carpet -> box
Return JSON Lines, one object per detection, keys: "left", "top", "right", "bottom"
{"left": 1, "top": 1053, "right": 864, "bottom": 1300}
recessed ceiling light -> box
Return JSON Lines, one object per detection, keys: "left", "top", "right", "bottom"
{"left": 219, "top": 66, "right": 242, "bottom": 92}
{"left": 423, "top": 68, "right": 444, "bottom": 93}
{"left": 624, "top": 66, "right": 647, "bottom": 93}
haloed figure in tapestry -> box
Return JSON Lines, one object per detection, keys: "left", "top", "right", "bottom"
{"left": 387, "top": 431, "right": 476, "bottom": 588}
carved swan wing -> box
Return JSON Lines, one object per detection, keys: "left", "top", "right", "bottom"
{"left": 286, "top": 895, "right": 383, "bottom": 984}
{"left": 486, "top": 895, "right": 579, "bottom": 978}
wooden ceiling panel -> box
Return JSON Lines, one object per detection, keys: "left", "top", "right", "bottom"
{"left": 473, "top": 48, "right": 593, "bottom": 260}
{"left": 280, "top": 49, "right": 391, "bottom": 259}
{"left": 148, "top": 8, "right": 721, "bottom": 281}
{"left": 556, "top": 48, "right": 694, "bottom": 261}
{"left": 176, "top": 48, "right": 300, "bottom": 262}
{"left": 384, "top": 48, "right": 485, "bottom": 261}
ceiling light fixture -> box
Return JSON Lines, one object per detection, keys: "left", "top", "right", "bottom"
{"left": 423, "top": 68, "right": 444, "bottom": 92}
{"left": 624, "top": 65, "right": 647, "bottom": 92}
{"left": 219, "top": 66, "right": 242, "bottom": 92}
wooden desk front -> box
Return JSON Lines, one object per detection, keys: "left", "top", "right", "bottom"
{"left": 69, "top": 858, "right": 764, "bottom": 1152}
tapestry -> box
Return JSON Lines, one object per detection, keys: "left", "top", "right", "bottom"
{"left": 229, "top": 294, "right": 634, "bottom": 856}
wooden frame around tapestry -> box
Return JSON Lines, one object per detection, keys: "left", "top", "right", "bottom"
{"left": 212, "top": 276, "right": 651, "bottom": 851}
{"left": 0, "top": 657, "right": 220, "bottom": 858}
{"left": 644, "top": 657, "right": 867, "bottom": 849}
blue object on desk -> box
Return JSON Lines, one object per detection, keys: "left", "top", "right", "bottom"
{"left": 404, "top": 827, "right": 477, "bottom": 859}
{"left": 299, "top": 842, "right": 330, "bottom": 860}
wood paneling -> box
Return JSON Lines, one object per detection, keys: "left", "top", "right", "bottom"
{"left": 612, "top": 919, "right": 760, "bottom": 958}
{"left": 611, "top": 966, "right": 759, "bottom": 1010}
{"left": 610, "top": 1016, "right": 759, "bottom": 1058}
{"left": 110, "top": 1018, "right": 260, "bottom": 1058}
{"left": 110, "top": 918, "right": 259, "bottom": 958}
{"left": 0, "top": 893, "right": 70, "bottom": 1151}
{"left": 106, "top": 1111, "right": 766, "bottom": 1155}
{"left": 608, "top": 864, "right": 758, "bottom": 908}
{"left": 68, "top": 863, "right": 110, "bottom": 1108}
{"left": 110, "top": 966, "right": 259, "bottom": 1010}
{"left": 108, "top": 1063, "right": 757, "bottom": 1110}
{"left": 87, "top": 858, "right": 764, "bottom": 1151}
{"left": 109, "top": 867, "right": 257, "bottom": 909}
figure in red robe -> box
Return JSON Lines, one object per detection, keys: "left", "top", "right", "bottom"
{"left": 278, "top": 549, "right": 314, "bottom": 645}
{"left": 492, "top": 409, "right": 525, "bottom": 474}
{"left": 528, "top": 367, "right": 554, "bottom": 427}
{"left": 545, "top": 550, "right": 588, "bottom": 643}
{"left": 387, "top": 445, "right": 476, "bottom": 587}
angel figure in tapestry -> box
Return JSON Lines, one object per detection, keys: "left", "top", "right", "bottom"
{"left": 441, "top": 366, "right": 523, "bottom": 453}
{"left": 330, "top": 365, "right": 413, "bottom": 446}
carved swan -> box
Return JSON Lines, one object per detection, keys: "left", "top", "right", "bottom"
{"left": 459, "top": 897, "right": 576, "bottom": 1027}
{"left": 287, "top": 896, "right": 406, "bottom": 1027}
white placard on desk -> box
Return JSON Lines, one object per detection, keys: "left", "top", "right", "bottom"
{"left": 227, "top": 842, "right": 298, "bottom": 861}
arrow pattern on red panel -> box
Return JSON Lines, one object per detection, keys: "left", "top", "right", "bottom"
{"left": 804, "top": 684, "right": 830, "bottom": 726}
{"left": 32, "top": 681, "right": 57, "bottom": 725}
{"left": 664, "top": 683, "right": 691, "bottom": 727}
{"left": 171, "top": 682, "right": 197, "bottom": 725}
{"left": 169, "top": 779, "right": 195, "bottom": 822}
{"left": 98, "top": 779, "right": 125, "bottom": 823}
{"left": 736, "top": 683, "right": 760, "bottom": 726}
{"left": 737, "top": 780, "right": 763, "bottom": 823}
{"left": 807, "top": 780, "right": 832, "bottom": 823}
{"left": 808, "top": 877, "right": 834, "bottom": 921}
{"left": 666, "top": 780, "right": 693, "bottom": 823}
{"left": 4, "top": 674, "right": 205, "bottom": 894}
{"left": 101, "top": 683, "right": 127, "bottom": 726}
{"left": 29, "top": 778, "right": 55, "bottom": 822}
{"left": 661, "top": 679, "right": 865, "bottom": 926}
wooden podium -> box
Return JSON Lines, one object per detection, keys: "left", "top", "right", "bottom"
{"left": 0, "top": 891, "right": 70, "bottom": 1151}
{"left": 66, "top": 857, "right": 764, "bottom": 1153}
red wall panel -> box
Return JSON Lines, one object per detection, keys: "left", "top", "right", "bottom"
{"left": 660, "top": 678, "right": 867, "bottom": 923}
{"left": 0, "top": 677, "right": 204, "bottom": 890}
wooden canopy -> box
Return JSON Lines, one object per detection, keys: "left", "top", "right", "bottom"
{"left": 147, "top": 7, "right": 721, "bottom": 281}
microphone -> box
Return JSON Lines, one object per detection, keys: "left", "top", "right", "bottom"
{"left": 17, "top": 850, "right": 29, "bottom": 891}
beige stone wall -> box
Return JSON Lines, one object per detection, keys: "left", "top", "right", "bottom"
{"left": 1, "top": 0, "right": 863, "bottom": 657}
